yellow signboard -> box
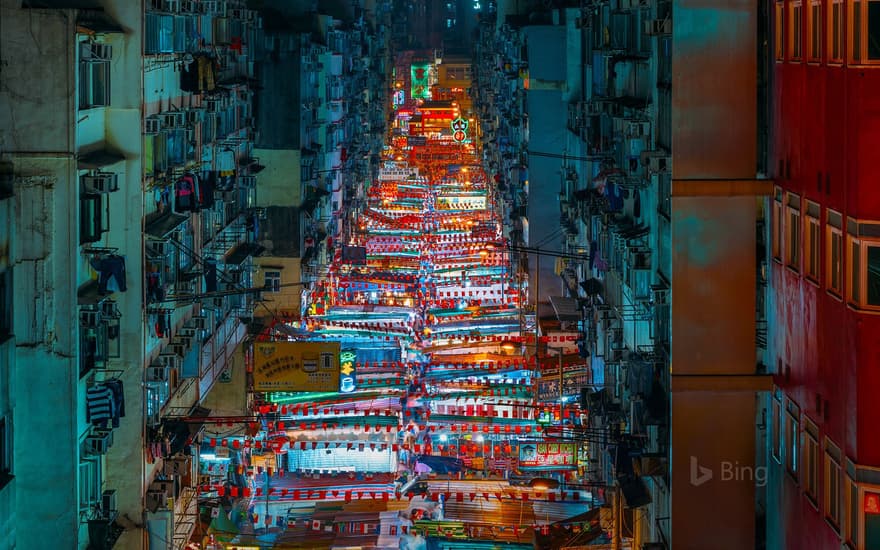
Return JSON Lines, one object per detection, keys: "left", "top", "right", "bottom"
{"left": 252, "top": 341, "right": 340, "bottom": 392}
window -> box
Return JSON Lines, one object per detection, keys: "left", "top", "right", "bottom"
{"left": 264, "top": 270, "right": 281, "bottom": 292}
{"left": 787, "top": 194, "right": 801, "bottom": 269}
{"left": 777, "top": 1, "right": 786, "bottom": 60}
{"left": 870, "top": 0, "right": 880, "bottom": 59}
{"left": 0, "top": 417, "right": 12, "bottom": 490}
{"left": 803, "top": 419, "right": 819, "bottom": 504}
{"left": 78, "top": 42, "right": 111, "bottom": 110}
{"left": 848, "top": 235, "right": 861, "bottom": 304}
{"left": 868, "top": 243, "right": 880, "bottom": 306}
{"left": 80, "top": 193, "right": 107, "bottom": 245}
{"left": 845, "top": 221, "right": 880, "bottom": 309}
{"left": 773, "top": 187, "right": 784, "bottom": 261}
{"left": 827, "top": 210, "right": 843, "bottom": 295}
{"left": 809, "top": 0, "right": 823, "bottom": 60}
{"left": 785, "top": 401, "right": 800, "bottom": 479}
{"left": 791, "top": 1, "right": 804, "bottom": 59}
{"left": 145, "top": 13, "right": 175, "bottom": 55}
{"left": 830, "top": 0, "right": 845, "bottom": 61}
{"left": 772, "top": 394, "right": 783, "bottom": 463}
{"left": 805, "top": 203, "right": 821, "bottom": 280}
{"left": 850, "top": 0, "right": 880, "bottom": 61}
{"left": 0, "top": 269, "right": 11, "bottom": 342}
{"left": 78, "top": 456, "right": 102, "bottom": 515}
{"left": 825, "top": 440, "right": 842, "bottom": 530}
{"left": 846, "top": 473, "right": 859, "bottom": 546}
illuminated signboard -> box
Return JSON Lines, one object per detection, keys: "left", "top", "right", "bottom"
{"left": 451, "top": 117, "right": 468, "bottom": 142}
{"left": 518, "top": 442, "right": 577, "bottom": 470}
{"left": 410, "top": 62, "right": 430, "bottom": 99}
{"left": 339, "top": 350, "right": 357, "bottom": 393}
{"left": 253, "top": 342, "right": 340, "bottom": 392}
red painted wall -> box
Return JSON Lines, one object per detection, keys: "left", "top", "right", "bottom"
{"left": 772, "top": 10, "right": 880, "bottom": 547}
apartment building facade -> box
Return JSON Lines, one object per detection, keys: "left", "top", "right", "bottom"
{"left": 480, "top": 1, "right": 771, "bottom": 548}
{"left": 0, "top": 0, "right": 263, "bottom": 548}
{"left": 766, "top": 2, "right": 880, "bottom": 549}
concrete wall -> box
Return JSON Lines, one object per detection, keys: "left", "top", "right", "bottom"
{"left": 253, "top": 149, "right": 303, "bottom": 207}
{"left": 670, "top": 0, "right": 768, "bottom": 548}
{"left": 255, "top": 256, "right": 302, "bottom": 319}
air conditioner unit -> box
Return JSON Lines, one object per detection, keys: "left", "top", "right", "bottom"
{"left": 640, "top": 151, "right": 670, "bottom": 172}
{"left": 187, "top": 108, "right": 205, "bottom": 124}
{"left": 82, "top": 172, "right": 119, "bottom": 194}
{"left": 147, "top": 365, "right": 170, "bottom": 381}
{"left": 200, "top": 0, "right": 221, "bottom": 14}
{"left": 627, "top": 121, "right": 651, "bottom": 138}
{"left": 163, "top": 0, "right": 181, "bottom": 12}
{"left": 179, "top": 326, "right": 197, "bottom": 337}
{"left": 158, "top": 353, "right": 181, "bottom": 369}
{"left": 99, "top": 490, "right": 118, "bottom": 519}
{"left": 162, "top": 111, "right": 185, "bottom": 129}
{"left": 644, "top": 18, "right": 672, "bottom": 36}
{"left": 144, "top": 116, "right": 162, "bottom": 135}
{"left": 205, "top": 98, "right": 223, "bottom": 112}
{"left": 239, "top": 175, "right": 256, "bottom": 188}
{"left": 85, "top": 429, "right": 114, "bottom": 455}
{"left": 80, "top": 42, "right": 112, "bottom": 61}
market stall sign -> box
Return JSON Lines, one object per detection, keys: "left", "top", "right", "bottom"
{"left": 253, "top": 342, "right": 340, "bottom": 392}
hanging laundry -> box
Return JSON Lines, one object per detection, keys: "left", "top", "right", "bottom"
{"left": 105, "top": 379, "right": 125, "bottom": 427}
{"left": 86, "top": 381, "right": 124, "bottom": 428}
{"left": 90, "top": 255, "right": 127, "bottom": 295}
{"left": 179, "top": 53, "right": 216, "bottom": 93}
{"left": 174, "top": 173, "right": 200, "bottom": 212}
{"left": 146, "top": 267, "right": 165, "bottom": 304}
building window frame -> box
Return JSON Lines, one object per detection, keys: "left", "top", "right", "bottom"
{"left": 0, "top": 268, "right": 11, "bottom": 343}
{"left": 830, "top": 0, "right": 846, "bottom": 62}
{"left": 777, "top": 0, "right": 787, "bottom": 60}
{"left": 845, "top": 221, "right": 880, "bottom": 310}
{"left": 827, "top": 210, "right": 844, "bottom": 296}
{"left": 772, "top": 392, "right": 783, "bottom": 464}
{"left": 845, "top": 469, "right": 860, "bottom": 547}
{"left": 80, "top": 193, "right": 108, "bottom": 245}
{"left": 809, "top": 0, "right": 823, "bottom": 61}
{"left": 825, "top": 439, "right": 842, "bottom": 531}
{"left": 791, "top": 0, "right": 805, "bottom": 60}
{"left": 803, "top": 417, "right": 819, "bottom": 506}
{"left": 773, "top": 186, "right": 784, "bottom": 261}
{"left": 0, "top": 416, "right": 12, "bottom": 490}
{"left": 849, "top": 0, "right": 880, "bottom": 62}
{"left": 78, "top": 455, "right": 102, "bottom": 516}
{"left": 786, "top": 193, "right": 802, "bottom": 270}
{"left": 78, "top": 41, "right": 111, "bottom": 110}
{"left": 805, "top": 201, "right": 821, "bottom": 282}
{"left": 263, "top": 270, "right": 281, "bottom": 292}
{"left": 785, "top": 400, "right": 800, "bottom": 481}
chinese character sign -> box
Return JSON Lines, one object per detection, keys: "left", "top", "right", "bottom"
{"left": 518, "top": 443, "right": 577, "bottom": 469}
{"left": 411, "top": 62, "right": 430, "bottom": 99}
{"left": 252, "top": 342, "right": 340, "bottom": 391}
